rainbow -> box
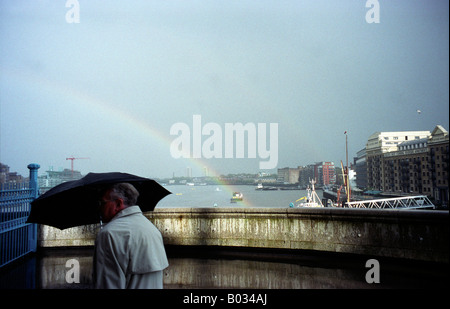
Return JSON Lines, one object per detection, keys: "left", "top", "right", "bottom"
{"left": 3, "top": 67, "right": 254, "bottom": 206}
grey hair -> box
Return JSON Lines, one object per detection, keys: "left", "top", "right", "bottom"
{"left": 109, "top": 183, "right": 139, "bottom": 207}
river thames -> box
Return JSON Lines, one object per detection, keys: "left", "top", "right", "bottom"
{"left": 156, "top": 185, "right": 321, "bottom": 208}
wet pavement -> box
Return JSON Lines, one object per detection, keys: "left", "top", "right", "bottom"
{"left": 0, "top": 246, "right": 448, "bottom": 289}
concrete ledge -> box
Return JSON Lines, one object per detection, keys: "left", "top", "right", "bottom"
{"left": 38, "top": 207, "right": 449, "bottom": 263}
{"left": 39, "top": 224, "right": 100, "bottom": 247}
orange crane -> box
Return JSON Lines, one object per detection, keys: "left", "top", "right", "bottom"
{"left": 66, "top": 156, "right": 90, "bottom": 177}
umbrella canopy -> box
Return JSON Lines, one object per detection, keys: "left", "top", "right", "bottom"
{"left": 26, "top": 172, "right": 171, "bottom": 230}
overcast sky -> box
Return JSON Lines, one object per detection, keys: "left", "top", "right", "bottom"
{"left": 1, "top": 0, "right": 448, "bottom": 179}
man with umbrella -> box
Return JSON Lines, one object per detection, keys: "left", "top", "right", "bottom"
{"left": 28, "top": 172, "right": 171, "bottom": 289}
{"left": 94, "top": 182, "right": 169, "bottom": 289}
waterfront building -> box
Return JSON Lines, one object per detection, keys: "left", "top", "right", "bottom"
{"left": 255, "top": 173, "right": 277, "bottom": 184}
{"left": 0, "top": 163, "right": 26, "bottom": 186}
{"left": 366, "top": 129, "right": 430, "bottom": 190}
{"left": 38, "top": 168, "right": 82, "bottom": 192}
{"left": 427, "top": 125, "right": 449, "bottom": 204}
{"left": 277, "top": 167, "right": 300, "bottom": 184}
{"left": 317, "top": 162, "right": 336, "bottom": 186}
{"left": 297, "top": 162, "right": 336, "bottom": 187}
{"left": 365, "top": 125, "right": 448, "bottom": 206}
{"left": 186, "top": 167, "right": 192, "bottom": 178}
{"left": 334, "top": 165, "right": 344, "bottom": 186}
{"left": 298, "top": 164, "right": 315, "bottom": 187}
{"left": 353, "top": 148, "right": 367, "bottom": 189}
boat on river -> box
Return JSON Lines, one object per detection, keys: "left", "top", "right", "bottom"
{"left": 255, "top": 183, "right": 278, "bottom": 191}
{"left": 295, "top": 179, "right": 323, "bottom": 207}
{"left": 231, "top": 192, "right": 243, "bottom": 203}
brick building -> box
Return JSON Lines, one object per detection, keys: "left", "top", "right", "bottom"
{"left": 365, "top": 125, "right": 448, "bottom": 206}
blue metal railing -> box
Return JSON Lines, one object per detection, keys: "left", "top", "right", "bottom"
{"left": 0, "top": 164, "right": 40, "bottom": 268}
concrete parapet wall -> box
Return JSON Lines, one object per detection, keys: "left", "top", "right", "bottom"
{"left": 39, "top": 224, "right": 100, "bottom": 248}
{"left": 38, "top": 208, "right": 449, "bottom": 263}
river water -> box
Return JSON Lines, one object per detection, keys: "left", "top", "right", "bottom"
{"left": 157, "top": 185, "right": 322, "bottom": 208}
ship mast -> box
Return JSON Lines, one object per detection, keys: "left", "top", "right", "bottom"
{"left": 344, "top": 131, "right": 351, "bottom": 204}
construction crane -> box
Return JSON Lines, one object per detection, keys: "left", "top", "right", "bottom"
{"left": 66, "top": 156, "right": 90, "bottom": 178}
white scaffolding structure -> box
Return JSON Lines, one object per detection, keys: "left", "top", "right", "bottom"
{"left": 346, "top": 195, "right": 435, "bottom": 209}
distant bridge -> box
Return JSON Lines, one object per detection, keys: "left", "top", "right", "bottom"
{"left": 346, "top": 195, "right": 435, "bottom": 210}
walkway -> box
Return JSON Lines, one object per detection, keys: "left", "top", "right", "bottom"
{"left": 1, "top": 246, "right": 448, "bottom": 289}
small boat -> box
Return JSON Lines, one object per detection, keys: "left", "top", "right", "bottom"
{"left": 230, "top": 192, "right": 243, "bottom": 203}
{"left": 262, "top": 186, "right": 278, "bottom": 191}
{"left": 255, "top": 183, "right": 278, "bottom": 191}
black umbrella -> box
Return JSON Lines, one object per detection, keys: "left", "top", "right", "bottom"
{"left": 26, "top": 172, "right": 171, "bottom": 230}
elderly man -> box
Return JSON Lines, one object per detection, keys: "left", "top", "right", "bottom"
{"left": 94, "top": 182, "right": 168, "bottom": 289}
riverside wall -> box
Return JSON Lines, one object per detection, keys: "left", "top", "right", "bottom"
{"left": 37, "top": 208, "right": 449, "bottom": 263}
